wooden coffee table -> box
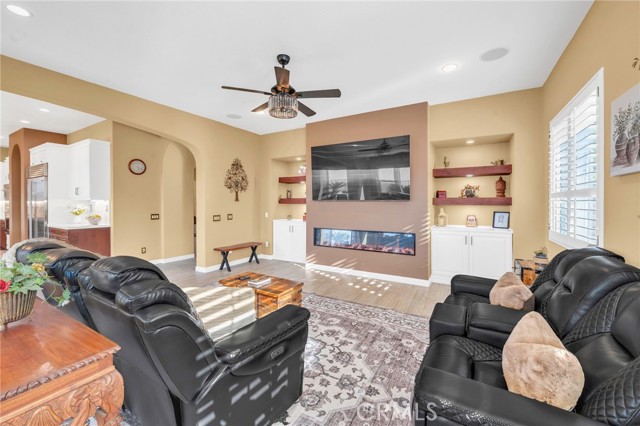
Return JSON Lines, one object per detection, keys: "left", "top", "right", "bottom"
{"left": 219, "top": 272, "right": 303, "bottom": 318}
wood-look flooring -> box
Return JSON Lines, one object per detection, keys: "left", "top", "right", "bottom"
{"left": 158, "top": 258, "right": 450, "bottom": 318}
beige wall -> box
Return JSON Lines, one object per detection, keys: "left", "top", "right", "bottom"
{"left": 0, "top": 147, "right": 9, "bottom": 161}
{"left": 542, "top": 0, "right": 640, "bottom": 266}
{"left": 67, "top": 120, "right": 113, "bottom": 143}
{"left": 306, "top": 103, "right": 430, "bottom": 281}
{"left": 429, "top": 89, "right": 544, "bottom": 261}
{"left": 0, "top": 56, "right": 262, "bottom": 268}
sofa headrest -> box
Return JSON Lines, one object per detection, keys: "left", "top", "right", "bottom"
{"left": 62, "top": 259, "right": 96, "bottom": 292}
{"left": 546, "top": 256, "right": 640, "bottom": 336}
{"left": 89, "top": 256, "right": 168, "bottom": 295}
{"left": 553, "top": 246, "right": 624, "bottom": 283}
{"left": 612, "top": 286, "right": 640, "bottom": 358}
{"left": 115, "top": 279, "right": 194, "bottom": 315}
{"left": 16, "top": 240, "right": 65, "bottom": 264}
{"left": 43, "top": 248, "right": 100, "bottom": 282}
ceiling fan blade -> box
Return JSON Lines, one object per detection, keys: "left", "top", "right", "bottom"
{"left": 252, "top": 102, "right": 269, "bottom": 113}
{"left": 358, "top": 148, "right": 382, "bottom": 152}
{"left": 297, "top": 101, "right": 316, "bottom": 117}
{"left": 275, "top": 67, "right": 290, "bottom": 89}
{"left": 221, "top": 86, "right": 271, "bottom": 96}
{"left": 296, "top": 89, "right": 341, "bottom": 99}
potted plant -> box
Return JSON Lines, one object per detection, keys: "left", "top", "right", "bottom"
{"left": 86, "top": 214, "right": 102, "bottom": 225}
{"left": 0, "top": 252, "right": 69, "bottom": 330}
{"left": 69, "top": 205, "right": 88, "bottom": 224}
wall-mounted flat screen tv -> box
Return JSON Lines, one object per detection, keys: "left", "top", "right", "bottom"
{"left": 311, "top": 135, "right": 410, "bottom": 201}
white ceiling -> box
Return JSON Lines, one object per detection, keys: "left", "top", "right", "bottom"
{"left": 0, "top": 1, "right": 593, "bottom": 136}
{"left": 0, "top": 91, "right": 104, "bottom": 147}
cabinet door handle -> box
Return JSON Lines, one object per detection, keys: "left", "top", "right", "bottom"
{"left": 75, "top": 187, "right": 79, "bottom": 195}
{"left": 465, "top": 236, "right": 468, "bottom": 245}
{"left": 471, "top": 236, "right": 474, "bottom": 245}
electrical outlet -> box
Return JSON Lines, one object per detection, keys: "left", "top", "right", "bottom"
{"left": 265, "top": 241, "right": 269, "bottom": 248}
{"left": 227, "top": 214, "right": 233, "bottom": 220}
{"left": 141, "top": 247, "right": 147, "bottom": 254}
{"left": 213, "top": 215, "right": 221, "bottom": 222}
{"left": 150, "top": 214, "right": 160, "bottom": 220}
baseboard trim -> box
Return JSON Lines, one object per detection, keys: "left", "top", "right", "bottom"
{"left": 150, "top": 254, "right": 195, "bottom": 265}
{"left": 428, "top": 273, "right": 453, "bottom": 286}
{"left": 195, "top": 256, "right": 252, "bottom": 273}
{"left": 306, "top": 263, "right": 430, "bottom": 287}
{"left": 260, "top": 254, "right": 273, "bottom": 260}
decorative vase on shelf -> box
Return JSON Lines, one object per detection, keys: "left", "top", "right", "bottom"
{"left": 0, "top": 291, "right": 36, "bottom": 330}
{"left": 495, "top": 177, "right": 506, "bottom": 198}
{"left": 286, "top": 189, "right": 292, "bottom": 199}
{"left": 436, "top": 208, "right": 448, "bottom": 227}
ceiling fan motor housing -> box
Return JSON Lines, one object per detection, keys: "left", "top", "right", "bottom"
{"left": 277, "top": 54, "right": 291, "bottom": 67}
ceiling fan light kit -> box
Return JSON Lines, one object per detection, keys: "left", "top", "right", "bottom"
{"left": 268, "top": 92, "right": 298, "bottom": 119}
{"left": 222, "top": 54, "right": 341, "bottom": 120}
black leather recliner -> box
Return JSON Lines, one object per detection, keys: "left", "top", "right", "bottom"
{"left": 80, "top": 256, "right": 310, "bottom": 426}
{"left": 14, "top": 241, "right": 100, "bottom": 327}
{"left": 414, "top": 280, "right": 640, "bottom": 425}
{"left": 431, "top": 255, "right": 640, "bottom": 348}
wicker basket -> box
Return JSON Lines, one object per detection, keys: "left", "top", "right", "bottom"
{"left": 0, "top": 291, "right": 36, "bottom": 330}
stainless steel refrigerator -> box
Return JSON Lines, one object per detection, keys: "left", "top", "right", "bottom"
{"left": 27, "top": 163, "right": 48, "bottom": 238}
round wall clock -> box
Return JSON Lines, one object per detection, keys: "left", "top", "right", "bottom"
{"left": 128, "top": 159, "right": 147, "bottom": 175}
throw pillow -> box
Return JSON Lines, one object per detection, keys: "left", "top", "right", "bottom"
{"left": 489, "top": 271, "right": 534, "bottom": 311}
{"left": 503, "top": 311, "right": 585, "bottom": 410}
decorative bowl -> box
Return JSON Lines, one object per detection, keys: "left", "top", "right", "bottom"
{"left": 0, "top": 291, "right": 36, "bottom": 330}
{"left": 87, "top": 217, "right": 102, "bottom": 225}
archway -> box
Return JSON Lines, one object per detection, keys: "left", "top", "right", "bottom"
{"left": 9, "top": 144, "right": 21, "bottom": 246}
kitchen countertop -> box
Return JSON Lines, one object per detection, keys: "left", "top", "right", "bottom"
{"left": 48, "top": 224, "right": 111, "bottom": 230}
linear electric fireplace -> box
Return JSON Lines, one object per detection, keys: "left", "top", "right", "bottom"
{"left": 314, "top": 227, "right": 415, "bottom": 256}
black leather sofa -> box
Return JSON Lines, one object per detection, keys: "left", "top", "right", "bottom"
{"left": 414, "top": 249, "right": 640, "bottom": 425}
{"left": 82, "top": 256, "right": 310, "bottom": 426}
{"left": 15, "top": 240, "right": 100, "bottom": 327}
{"left": 12, "top": 242, "right": 310, "bottom": 426}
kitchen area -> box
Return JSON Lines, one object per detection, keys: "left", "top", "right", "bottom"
{"left": 27, "top": 138, "right": 111, "bottom": 255}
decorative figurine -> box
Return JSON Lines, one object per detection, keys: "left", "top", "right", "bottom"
{"left": 495, "top": 177, "right": 506, "bottom": 197}
{"left": 444, "top": 156, "right": 450, "bottom": 168}
{"left": 491, "top": 159, "right": 505, "bottom": 166}
{"left": 437, "top": 208, "right": 448, "bottom": 227}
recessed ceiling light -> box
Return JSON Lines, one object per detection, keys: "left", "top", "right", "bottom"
{"left": 441, "top": 63, "right": 458, "bottom": 73}
{"left": 296, "top": 157, "right": 302, "bottom": 161}
{"left": 481, "top": 47, "right": 509, "bottom": 62}
{"left": 226, "top": 114, "right": 242, "bottom": 120}
{"left": 20, "top": 120, "right": 30, "bottom": 124}
{"left": 6, "top": 5, "right": 32, "bottom": 17}
{"left": 39, "top": 108, "right": 50, "bottom": 113}
{"left": 466, "top": 139, "right": 475, "bottom": 144}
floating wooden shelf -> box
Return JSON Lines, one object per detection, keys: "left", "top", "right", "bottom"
{"left": 433, "top": 165, "right": 512, "bottom": 178}
{"left": 279, "top": 176, "right": 306, "bottom": 184}
{"left": 433, "top": 197, "right": 512, "bottom": 206}
{"left": 279, "top": 198, "right": 306, "bottom": 204}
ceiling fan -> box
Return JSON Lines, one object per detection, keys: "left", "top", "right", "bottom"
{"left": 358, "top": 139, "right": 410, "bottom": 153}
{"left": 221, "top": 54, "right": 341, "bottom": 119}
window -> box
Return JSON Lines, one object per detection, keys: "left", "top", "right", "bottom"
{"left": 549, "top": 69, "right": 604, "bottom": 249}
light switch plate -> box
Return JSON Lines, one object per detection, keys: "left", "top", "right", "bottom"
{"left": 213, "top": 215, "right": 221, "bottom": 222}
{"left": 150, "top": 214, "right": 160, "bottom": 220}
{"left": 227, "top": 214, "right": 233, "bottom": 220}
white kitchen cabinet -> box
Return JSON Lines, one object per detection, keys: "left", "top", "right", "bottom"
{"left": 273, "top": 219, "right": 306, "bottom": 264}
{"left": 430, "top": 225, "right": 513, "bottom": 284}
{"left": 69, "top": 139, "right": 110, "bottom": 201}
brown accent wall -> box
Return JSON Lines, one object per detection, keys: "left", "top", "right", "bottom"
{"left": 306, "top": 103, "right": 429, "bottom": 281}
{"left": 8, "top": 128, "right": 66, "bottom": 244}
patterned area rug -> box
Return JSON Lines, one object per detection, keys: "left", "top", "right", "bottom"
{"left": 118, "top": 294, "right": 429, "bottom": 426}
{"left": 274, "top": 293, "right": 429, "bottom": 426}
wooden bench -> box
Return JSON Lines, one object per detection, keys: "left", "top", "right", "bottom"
{"left": 214, "top": 242, "right": 262, "bottom": 272}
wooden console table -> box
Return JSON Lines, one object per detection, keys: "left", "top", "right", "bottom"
{"left": 0, "top": 302, "right": 124, "bottom": 426}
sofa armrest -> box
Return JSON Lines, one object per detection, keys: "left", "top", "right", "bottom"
{"left": 214, "top": 304, "right": 310, "bottom": 365}
{"left": 466, "top": 303, "right": 528, "bottom": 348}
{"left": 414, "top": 366, "right": 602, "bottom": 426}
{"left": 430, "top": 303, "right": 467, "bottom": 342}
{"left": 451, "top": 275, "right": 497, "bottom": 298}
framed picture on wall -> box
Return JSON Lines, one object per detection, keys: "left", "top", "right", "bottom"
{"left": 611, "top": 82, "right": 640, "bottom": 176}
{"left": 465, "top": 215, "right": 478, "bottom": 227}
{"left": 493, "top": 211, "right": 510, "bottom": 229}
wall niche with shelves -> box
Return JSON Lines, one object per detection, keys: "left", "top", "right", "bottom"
{"left": 431, "top": 134, "right": 513, "bottom": 226}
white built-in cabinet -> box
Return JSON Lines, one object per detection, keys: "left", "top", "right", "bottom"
{"left": 272, "top": 219, "right": 306, "bottom": 264}
{"left": 430, "top": 225, "right": 513, "bottom": 284}
{"left": 68, "top": 140, "right": 110, "bottom": 200}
